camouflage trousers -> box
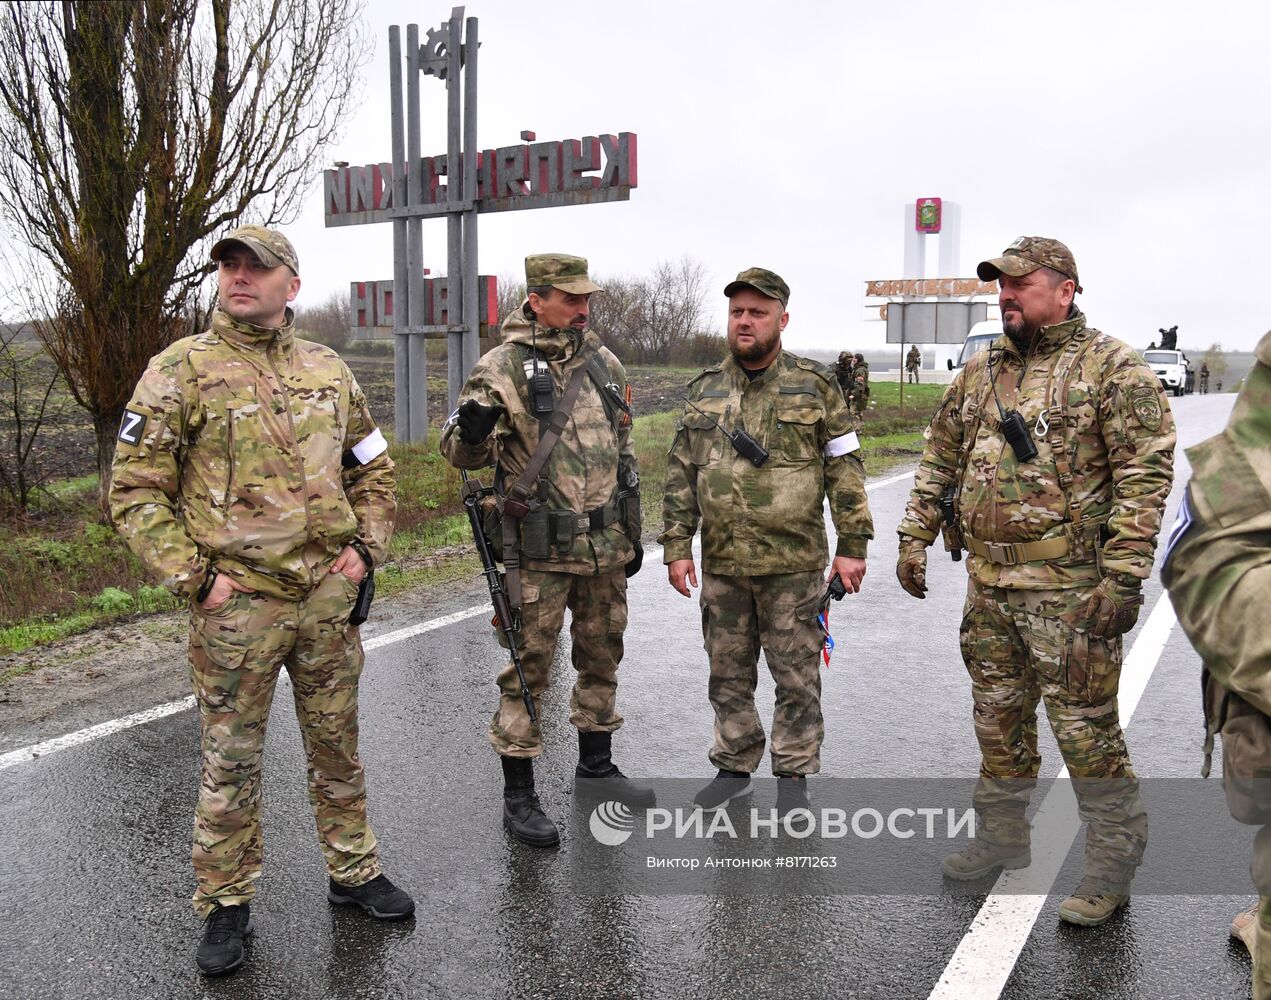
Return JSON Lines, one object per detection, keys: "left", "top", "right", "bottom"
{"left": 700, "top": 570, "right": 825, "bottom": 776}
{"left": 960, "top": 579, "right": 1147, "bottom": 883}
{"left": 490, "top": 567, "right": 627, "bottom": 758}
{"left": 188, "top": 569, "right": 379, "bottom": 917}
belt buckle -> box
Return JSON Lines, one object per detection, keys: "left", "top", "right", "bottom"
{"left": 986, "top": 541, "right": 1017, "bottom": 564}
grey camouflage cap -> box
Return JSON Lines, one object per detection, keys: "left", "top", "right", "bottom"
{"left": 724, "top": 267, "right": 790, "bottom": 307}
{"left": 210, "top": 225, "right": 300, "bottom": 275}
{"left": 525, "top": 253, "right": 602, "bottom": 294}
{"left": 977, "top": 236, "right": 1081, "bottom": 293}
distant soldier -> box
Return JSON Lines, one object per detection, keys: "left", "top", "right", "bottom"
{"left": 440, "top": 253, "right": 651, "bottom": 849}
{"left": 1160, "top": 325, "right": 1179, "bottom": 350}
{"left": 110, "top": 226, "right": 413, "bottom": 977}
{"left": 1199, "top": 363, "right": 1210, "bottom": 393}
{"left": 906, "top": 345, "right": 921, "bottom": 384}
{"left": 847, "top": 352, "right": 870, "bottom": 421}
{"left": 662, "top": 267, "right": 873, "bottom": 814}
{"left": 834, "top": 350, "right": 854, "bottom": 400}
{"left": 1217, "top": 379, "right": 1224, "bottom": 392}
{"left": 1162, "top": 329, "right": 1271, "bottom": 998}
{"left": 897, "top": 236, "right": 1175, "bottom": 925}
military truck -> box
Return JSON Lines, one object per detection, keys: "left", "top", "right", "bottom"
{"left": 1143, "top": 348, "right": 1194, "bottom": 397}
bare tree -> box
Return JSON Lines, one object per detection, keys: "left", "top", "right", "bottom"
{"left": 496, "top": 273, "right": 526, "bottom": 331}
{"left": 0, "top": 316, "right": 73, "bottom": 512}
{"left": 1200, "top": 341, "right": 1229, "bottom": 383}
{"left": 588, "top": 274, "right": 640, "bottom": 361}
{"left": 0, "top": 0, "right": 368, "bottom": 514}
{"left": 293, "top": 289, "right": 351, "bottom": 352}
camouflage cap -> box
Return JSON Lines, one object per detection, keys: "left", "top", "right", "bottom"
{"left": 977, "top": 236, "right": 1081, "bottom": 293}
{"left": 210, "top": 225, "right": 300, "bottom": 275}
{"left": 724, "top": 267, "right": 790, "bottom": 307}
{"left": 525, "top": 253, "right": 602, "bottom": 294}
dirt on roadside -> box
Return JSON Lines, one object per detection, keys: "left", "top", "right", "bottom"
{"left": 0, "top": 358, "right": 731, "bottom": 753}
{"left": 0, "top": 572, "right": 493, "bottom": 754}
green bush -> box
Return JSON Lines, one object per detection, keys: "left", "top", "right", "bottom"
{"left": 90, "top": 586, "right": 135, "bottom": 615}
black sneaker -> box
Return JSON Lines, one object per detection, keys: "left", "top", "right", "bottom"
{"left": 195, "top": 903, "right": 253, "bottom": 976}
{"left": 693, "top": 769, "right": 752, "bottom": 810}
{"left": 776, "top": 775, "right": 811, "bottom": 817}
{"left": 327, "top": 874, "right": 415, "bottom": 920}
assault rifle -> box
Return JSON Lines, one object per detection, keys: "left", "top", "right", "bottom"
{"left": 460, "top": 470, "right": 537, "bottom": 723}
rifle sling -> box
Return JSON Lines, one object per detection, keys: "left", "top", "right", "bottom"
{"left": 502, "top": 345, "right": 597, "bottom": 617}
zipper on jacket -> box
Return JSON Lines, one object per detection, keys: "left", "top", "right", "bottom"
{"left": 267, "top": 345, "right": 315, "bottom": 546}
{"left": 224, "top": 407, "right": 236, "bottom": 508}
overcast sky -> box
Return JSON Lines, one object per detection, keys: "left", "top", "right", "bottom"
{"left": 289, "top": 0, "right": 1271, "bottom": 354}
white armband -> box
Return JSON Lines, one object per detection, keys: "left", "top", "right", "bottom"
{"left": 351, "top": 427, "right": 388, "bottom": 464}
{"left": 824, "top": 431, "right": 860, "bottom": 457}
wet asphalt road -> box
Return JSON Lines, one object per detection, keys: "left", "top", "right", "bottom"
{"left": 0, "top": 392, "right": 1255, "bottom": 1000}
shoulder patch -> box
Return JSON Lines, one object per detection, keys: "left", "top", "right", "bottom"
{"left": 118, "top": 409, "right": 147, "bottom": 446}
{"left": 795, "top": 356, "right": 835, "bottom": 382}
{"left": 1128, "top": 384, "right": 1164, "bottom": 432}
{"left": 687, "top": 365, "right": 723, "bottom": 387}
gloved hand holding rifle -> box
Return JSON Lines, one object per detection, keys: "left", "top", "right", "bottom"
{"left": 460, "top": 467, "right": 537, "bottom": 724}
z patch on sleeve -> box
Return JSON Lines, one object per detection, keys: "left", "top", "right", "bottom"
{"left": 1128, "top": 385, "right": 1163, "bottom": 432}
{"left": 118, "top": 409, "right": 147, "bottom": 446}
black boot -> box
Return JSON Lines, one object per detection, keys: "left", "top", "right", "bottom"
{"left": 576, "top": 731, "right": 656, "bottom": 808}
{"left": 500, "top": 755, "right": 560, "bottom": 847}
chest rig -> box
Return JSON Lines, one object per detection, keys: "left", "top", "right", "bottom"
{"left": 957, "top": 326, "right": 1104, "bottom": 566}
{"left": 492, "top": 340, "right": 638, "bottom": 624}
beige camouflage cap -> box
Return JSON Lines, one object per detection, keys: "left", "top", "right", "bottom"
{"left": 525, "top": 253, "right": 602, "bottom": 294}
{"left": 724, "top": 267, "right": 790, "bottom": 307}
{"left": 210, "top": 225, "right": 300, "bottom": 275}
{"left": 977, "top": 236, "right": 1081, "bottom": 293}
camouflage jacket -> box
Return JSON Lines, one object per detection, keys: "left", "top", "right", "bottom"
{"left": 906, "top": 349, "right": 921, "bottom": 370}
{"left": 110, "top": 308, "right": 396, "bottom": 601}
{"left": 898, "top": 310, "right": 1175, "bottom": 589}
{"left": 1162, "top": 330, "right": 1271, "bottom": 716}
{"left": 660, "top": 350, "right": 873, "bottom": 575}
{"left": 439, "top": 307, "right": 635, "bottom": 575}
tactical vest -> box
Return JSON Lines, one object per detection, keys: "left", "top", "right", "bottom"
{"left": 956, "top": 326, "right": 1107, "bottom": 567}
{"left": 486, "top": 343, "right": 639, "bottom": 568}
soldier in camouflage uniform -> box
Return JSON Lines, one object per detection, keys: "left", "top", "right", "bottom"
{"left": 440, "top": 253, "right": 652, "bottom": 849}
{"left": 906, "top": 345, "right": 921, "bottom": 384}
{"left": 661, "top": 267, "right": 873, "bottom": 814}
{"left": 110, "top": 227, "right": 413, "bottom": 977}
{"left": 1162, "top": 329, "right": 1271, "bottom": 997}
{"left": 897, "top": 237, "right": 1175, "bottom": 925}
{"left": 834, "top": 351, "right": 854, "bottom": 400}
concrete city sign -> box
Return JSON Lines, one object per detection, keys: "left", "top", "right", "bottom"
{"left": 325, "top": 7, "right": 639, "bottom": 443}
{"left": 351, "top": 275, "right": 497, "bottom": 331}
{"left": 864, "top": 278, "right": 998, "bottom": 298}
{"left": 325, "top": 133, "right": 637, "bottom": 226}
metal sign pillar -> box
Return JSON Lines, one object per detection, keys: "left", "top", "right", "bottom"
{"left": 329, "top": 8, "right": 637, "bottom": 444}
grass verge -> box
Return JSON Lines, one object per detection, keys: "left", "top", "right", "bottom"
{"left": 0, "top": 385, "right": 940, "bottom": 658}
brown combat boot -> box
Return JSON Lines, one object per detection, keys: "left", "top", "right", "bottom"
{"left": 941, "top": 838, "right": 1031, "bottom": 880}
{"left": 1232, "top": 903, "right": 1259, "bottom": 954}
{"left": 1057, "top": 877, "right": 1130, "bottom": 926}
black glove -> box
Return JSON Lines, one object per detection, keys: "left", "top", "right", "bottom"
{"left": 624, "top": 541, "right": 643, "bottom": 578}
{"left": 456, "top": 399, "right": 501, "bottom": 444}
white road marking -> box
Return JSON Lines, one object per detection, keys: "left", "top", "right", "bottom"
{"left": 0, "top": 695, "right": 197, "bottom": 771}
{"left": 362, "top": 604, "right": 492, "bottom": 651}
{"left": 927, "top": 594, "right": 1179, "bottom": 1000}
{"left": 1, "top": 467, "right": 919, "bottom": 769}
